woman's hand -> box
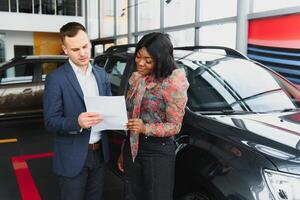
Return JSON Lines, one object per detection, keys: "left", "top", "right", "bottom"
{"left": 127, "top": 118, "right": 146, "bottom": 134}
{"left": 117, "top": 153, "right": 124, "bottom": 172}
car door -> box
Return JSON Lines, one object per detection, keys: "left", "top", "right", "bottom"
{"left": 105, "top": 55, "right": 129, "bottom": 95}
{"left": 0, "top": 61, "right": 38, "bottom": 119}
{"left": 104, "top": 54, "right": 135, "bottom": 173}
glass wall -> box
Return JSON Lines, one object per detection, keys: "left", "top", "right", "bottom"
{"left": 0, "top": 42, "right": 5, "bottom": 63}
{"left": 34, "top": 0, "right": 40, "bottom": 13}
{"left": 116, "top": 37, "right": 128, "bottom": 45}
{"left": 252, "top": 0, "right": 300, "bottom": 12}
{"left": 77, "top": 0, "right": 82, "bottom": 16}
{"left": 164, "top": 0, "right": 195, "bottom": 27}
{"left": 87, "top": 0, "right": 99, "bottom": 39}
{"left": 137, "top": 0, "right": 160, "bottom": 31}
{"left": 199, "top": 0, "right": 237, "bottom": 21}
{"left": 116, "top": 0, "right": 128, "bottom": 35}
{"left": 0, "top": 0, "right": 81, "bottom": 16}
{"left": 19, "top": 1, "right": 33, "bottom": 13}
{"left": 11, "top": 0, "right": 17, "bottom": 12}
{"left": 199, "top": 23, "right": 236, "bottom": 48}
{"left": 101, "top": 0, "right": 115, "bottom": 37}
{"left": 0, "top": 0, "right": 9, "bottom": 12}
{"left": 42, "top": 0, "right": 55, "bottom": 14}
{"left": 57, "top": 0, "right": 77, "bottom": 16}
{"left": 167, "top": 29, "right": 194, "bottom": 47}
{"left": 99, "top": 0, "right": 239, "bottom": 50}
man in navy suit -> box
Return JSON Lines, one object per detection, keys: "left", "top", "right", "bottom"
{"left": 43, "top": 22, "right": 111, "bottom": 200}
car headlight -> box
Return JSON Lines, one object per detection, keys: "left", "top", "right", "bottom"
{"left": 264, "top": 169, "right": 300, "bottom": 200}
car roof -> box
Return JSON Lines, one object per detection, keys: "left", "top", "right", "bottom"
{"left": 174, "top": 49, "right": 227, "bottom": 61}
{"left": 105, "top": 44, "right": 136, "bottom": 53}
{"left": 0, "top": 55, "right": 68, "bottom": 68}
{"left": 101, "top": 44, "right": 248, "bottom": 61}
{"left": 10, "top": 55, "right": 68, "bottom": 61}
{"left": 93, "top": 45, "right": 250, "bottom": 72}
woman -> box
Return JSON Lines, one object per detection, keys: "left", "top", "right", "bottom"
{"left": 118, "top": 32, "right": 189, "bottom": 200}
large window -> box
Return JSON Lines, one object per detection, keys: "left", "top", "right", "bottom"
{"left": 116, "top": 37, "right": 128, "bottom": 45}
{"left": 0, "top": 0, "right": 81, "bottom": 16}
{"left": 164, "top": 0, "right": 195, "bottom": 27}
{"left": 41, "top": 0, "right": 55, "bottom": 14}
{"left": 138, "top": 0, "right": 160, "bottom": 31}
{"left": 0, "top": 0, "right": 9, "bottom": 11}
{"left": 19, "top": 1, "right": 33, "bottom": 13}
{"left": 252, "top": 0, "right": 300, "bottom": 13}
{"left": 87, "top": 0, "right": 99, "bottom": 39}
{"left": 167, "top": 29, "right": 195, "bottom": 47}
{"left": 199, "top": 0, "right": 237, "bottom": 21}
{"left": 77, "top": 0, "right": 82, "bottom": 16}
{"left": 101, "top": 0, "right": 115, "bottom": 37}
{"left": 199, "top": 23, "right": 236, "bottom": 48}
{"left": 97, "top": 0, "right": 243, "bottom": 53}
{"left": 0, "top": 38, "right": 5, "bottom": 63}
{"left": 116, "top": 0, "right": 128, "bottom": 35}
{"left": 10, "top": 0, "right": 17, "bottom": 12}
{"left": 57, "top": 0, "right": 77, "bottom": 16}
{"left": 34, "top": 0, "right": 40, "bottom": 13}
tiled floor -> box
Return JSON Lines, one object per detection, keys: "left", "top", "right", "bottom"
{"left": 0, "top": 118, "right": 123, "bottom": 200}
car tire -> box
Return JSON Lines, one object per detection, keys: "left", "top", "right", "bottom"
{"left": 178, "top": 192, "right": 211, "bottom": 200}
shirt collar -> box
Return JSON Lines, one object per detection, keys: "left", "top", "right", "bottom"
{"left": 69, "top": 59, "right": 92, "bottom": 76}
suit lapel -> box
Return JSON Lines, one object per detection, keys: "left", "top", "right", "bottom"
{"left": 92, "top": 66, "right": 103, "bottom": 96}
{"left": 64, "top": 62, "right": 84, "bottom": 102}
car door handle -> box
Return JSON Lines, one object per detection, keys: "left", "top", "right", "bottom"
{"left": 22, "top": 88, "right": 33, "bottom": 94}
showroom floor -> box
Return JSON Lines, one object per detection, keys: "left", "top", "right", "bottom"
{"left": 0, "top": 118, "right": 123, "bottom": 200}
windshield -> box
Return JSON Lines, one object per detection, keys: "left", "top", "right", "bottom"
{"left": 178, "top": 57, "right": 300, "bottom": 113}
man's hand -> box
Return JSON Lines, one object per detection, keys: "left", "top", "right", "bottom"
{"left": 78, "top": 112, "right": 103, "bottom": 129}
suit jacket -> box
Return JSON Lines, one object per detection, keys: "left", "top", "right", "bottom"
{"left": 43, "top": 61, "right": 111, "bottom": 177}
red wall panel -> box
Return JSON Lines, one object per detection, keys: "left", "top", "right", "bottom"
{"left": 248, "top": 13, "right": 300, "bottom": 49}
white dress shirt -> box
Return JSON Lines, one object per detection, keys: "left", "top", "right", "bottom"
{"left": 69, "top": 59, "right": 101, "bottom": 144}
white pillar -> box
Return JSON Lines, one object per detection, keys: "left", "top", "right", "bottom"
{"left": 236, "top": 0, "right": 250, "bottom": 54}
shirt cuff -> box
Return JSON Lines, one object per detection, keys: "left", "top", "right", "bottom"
{"left": 144, "top": 124, "right": 154, "bottom": 137}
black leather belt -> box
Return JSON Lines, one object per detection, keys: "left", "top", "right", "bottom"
{"left": 88, "top": 142, "right": 101, "bottom": 151}
{"left": 139, "top": 135, "right": 173, "bottom": 143}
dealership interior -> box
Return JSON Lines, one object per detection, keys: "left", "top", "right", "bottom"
{"left": 1, "top": 0, "right": 300, "bottom": 200}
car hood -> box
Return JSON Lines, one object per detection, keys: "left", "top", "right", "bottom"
{"left": 208, "top": 111, "right": 300, "bottom": 173}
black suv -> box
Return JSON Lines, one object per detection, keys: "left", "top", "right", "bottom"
{"left": 0, "top": 55, "right": 67, "bottom": 120}
{"left": 94, "top": 45, "right": 300, "bottom": 200}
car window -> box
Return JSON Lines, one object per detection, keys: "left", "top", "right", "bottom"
{"left": 41, "top": 61, "right": 64, "bottom": 81}
{"left": 181, "top": 58, "right": 300, "bottom": 113}
{"left": 0, "top": 63, "right": 34, "bottom": 85}
{"left": 107, "top": 59, "right": 127, "bottom": 88}
{"left": 94, "top": 55, "right": 108, "bottom": 67}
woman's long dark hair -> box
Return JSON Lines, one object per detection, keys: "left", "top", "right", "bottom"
{"left": 135, "top": 32, "right": 177, "bottom": 78}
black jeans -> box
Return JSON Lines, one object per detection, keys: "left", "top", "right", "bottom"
{"left": 58, "top": 149, "right": 106, "bottom": 200}
{"left": 123, "top": 135, "right": 176, "bottom": 200}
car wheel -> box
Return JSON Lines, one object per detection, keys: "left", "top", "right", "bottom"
{"left": 178, "top": 192, "right": 210, "bottom": 200}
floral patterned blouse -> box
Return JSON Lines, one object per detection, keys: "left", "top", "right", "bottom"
{"left": 126, "top": 68, "right": 189, "bottom": 137}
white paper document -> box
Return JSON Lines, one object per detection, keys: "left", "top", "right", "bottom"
{"left": 84, "top": 96, "right": 128, "bottom": 131}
